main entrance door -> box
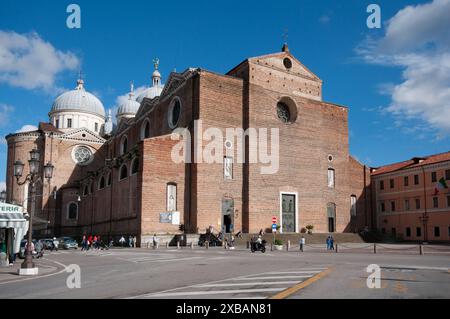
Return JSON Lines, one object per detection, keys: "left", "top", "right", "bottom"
{"left": 221, "top": 199, "right": 234, "bottom": 234}
{"left": 281, "top": 194, "right": 296, "bottom": 233}
{"left": 327, "top": 203, "right": 336, "bottom": 233}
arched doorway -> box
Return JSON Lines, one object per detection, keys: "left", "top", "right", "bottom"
{"left": 327, "top": 203, "right": 336, "bottom": 233}
{"left": 221, "top": 198, "right": 234, "bottom": 234}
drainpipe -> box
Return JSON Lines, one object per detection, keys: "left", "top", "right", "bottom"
{"left": 421, "top": 166, "right": 428, "bottom": 242}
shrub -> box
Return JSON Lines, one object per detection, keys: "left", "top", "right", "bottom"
{"left": 306, "top": 225, "right": 314, "bottom": 234}
{"left": 274, "top": 239, "right": 284, "bottom": 246}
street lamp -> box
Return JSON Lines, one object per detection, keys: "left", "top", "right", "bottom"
{"left": 0, "top": 190, "right": 6, "bottom": 203}
{"left": 13, "top": 149, "right": 54, "bottom": 276}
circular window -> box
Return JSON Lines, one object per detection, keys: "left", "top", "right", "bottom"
{"left": 328, "top": 155, "right": 334, "bottom": 162}
{"left": 277, "top": 102, "right": 291, "bottom": 123}
{"left": 72, "top": 146, "right": 93, "bottom": 165}
{"left": 224, "top": 140, "right": 233, "bottom": 150}
{"left": 283, "top": 57, "right": 292, "bottom": 69}
{"left": 168, "top": 97, "right": 182, "bottom": 129}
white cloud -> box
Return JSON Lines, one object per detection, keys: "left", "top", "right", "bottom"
{"left": 0, "top": 103, "right": 14, "bottom": 126}
{"left": 357, "top": 0, "right": 450, "bottom": 136}
{"left": 115, "top": 85, "right": 147, "bottom": 107}
{"left": 0, "top": 181, "right": 5, "bottom": 191}
{"left": 16, "top": 124, "right": 38, "bottom": 133}
{"left": 0, "top": 30, "right": 80, "bottom": 91}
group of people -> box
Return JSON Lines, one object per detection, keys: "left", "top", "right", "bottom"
{"left": 81, "top": 235, "right": 111, "bottom": 251}
{"left": 119, "top": 235, "right": 137, "bottom": 248}
{"left": 326, "top": 235, "right": 335, "bottom": 250}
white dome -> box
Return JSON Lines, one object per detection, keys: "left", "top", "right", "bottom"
{"left": 117, "top": 97, "right": 140, "bottom": 117}
{"left": 50, "top": 80, "right": 105, "bottom": 118}
{"left": 136, "top": 85, "right": 164, "bottom": 103}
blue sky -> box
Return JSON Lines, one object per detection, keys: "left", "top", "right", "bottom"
{"left": 1, "top": 0, "right": 449, "bottom": 189}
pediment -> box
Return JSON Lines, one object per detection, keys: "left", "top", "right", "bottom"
{"left": 59, "top": 128, "right": 105, "bottom": 143}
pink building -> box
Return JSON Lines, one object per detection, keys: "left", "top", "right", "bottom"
{"left": 371, "top": 152, "right": 450, "bottom": 242}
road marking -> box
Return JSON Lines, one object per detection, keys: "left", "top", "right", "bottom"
{"left": 381, "top": 265, "right": 449, "bottom": 272}
{"left": 234, "top": 275, "right": 313, "bottom": 280}
{"left": 197, "top": 281, "right": 302, "bottom": 287}
{"left": 148, "top": 288, "right": 285, "bottom": 298}
{"left": 249, "top": 270, "right": 324, "bottom": 275}
{"left": 133, "top": 257, "right": 202, "bottom": 263}
{"left": 269, "top": 268, "right": 333, "bottom": 299}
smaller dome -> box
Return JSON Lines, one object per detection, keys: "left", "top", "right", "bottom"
{"left": 117, "top": 84, "right": 140, "bottom": 119}
{"left": 152, "top": 69, "right": 161, "bottom": 78}
{"left": 136, "top": 85, "right": 164, "bottom": 103}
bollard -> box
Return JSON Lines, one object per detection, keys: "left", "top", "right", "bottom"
{"left": 190, "top": 242, "right": 194, "bottom": 249}
{"left": 205, "top": 241, "right": 209, "bottom": 249}
{"left": 335, "top": 244, "right": 338, "bottom": 253}
{"left": 374, "top": 243, "right": 377, "bottom": 254}
{"left": 166, "top": 242, "right": 169, "bottom": 249}
{"left": 419, "top": 245, "right": 423, "bottom": 255}
{"left": 287, "top": 240, "right": 291, "bottom": 251}
{"left": 246, "top": 241, "right": 250, "bottom": 249}
{"left": 271, "top": 243, "right": 273, "bottom": 251}
{"left": 147, "top": 242, "right": 150, "bottom": 249}
{"left": 177, "top": 241, "right": 180, "bottom": 249}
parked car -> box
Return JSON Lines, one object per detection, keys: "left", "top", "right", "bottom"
{"left": 18, "top": 240, "right": 38, "bottom": 259}
{"left": 58, "top": 237, "right": 79, "bottom": 250}
{"left": 41, "top": 238, "right": 56, "bottom": 250}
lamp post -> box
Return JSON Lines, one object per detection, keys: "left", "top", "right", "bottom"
{"left": 13, "top": 149, "right": 54, "bottom": 275}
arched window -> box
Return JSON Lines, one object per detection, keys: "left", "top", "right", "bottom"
{"left": 120, "top": 135, "right": 128, "bottom": 155}
{"left": 119, "top": 164, "right": 128, "bottom": 180}
{"left": 350, "top": 195, "right": 357, "bottom": 217}
{"left": 98, "top": 176, "right": 105, "bottom": 190}
{"left": 141, "top": 119, "right": 150, "bottom": 140}
{"left": 90, "top": 181, "right": 94, "bottom": 194}
{"left": 106, "top": 172, "right": 112, "bottom": 186}
{"left": 131, "top": 158, "right": 139, "bottom": 175}
{"left": 83, "top": 185, "right": 89, "bottom": 196}
{"left": 167, "top": 183, "right": 177, "bottom": 212}
{"left": 67, "top": 202, "right": 78, "bottom": 220}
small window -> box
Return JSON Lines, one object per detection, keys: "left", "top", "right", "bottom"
{"left": 83, "top": 185, "right": 88, "bottom": 196}
{"left": 391, "top": 201, "right": 396, "bottom": 212}
{"left": 327, "top": 168, "right": 335, "bottom": 189}
{"left": 390, "top": 179, "right": 394, "bottom": 189}
{"left": 119, "top": 164, "right": 128, "bottom": 180}
{"left": 380, "top": 202, "right": 385, "bottom": 213}
{"left": 433, "top": 197, "right": 439, "bottom": 209}
{"left": 131, "top": 158, "right": 139, "bottom": 175}
{"left": 431, "top": 172, "right": 437, "bottom": 183}
{"left": 107, "top": 172, "right": 112, "bottom": 186}
{"left": 283, "top": 57, "right": 292, "bottom": 69}
{"left": 416, "top": 227, "right": 422, "bottom": 237}
{"left": 55, "top": 119, "right": 59, "bottom": 129}
{"left": 98, "top": 176, "right": 105, "bottom": 190}
{"left": 67, "top": 118, "right": 72, "bottom": 128}
{"left": 380, "top": 180, "right": 384, "bottom": 190}
{"left": 141, "top": 120, "right": 150, "bottom": 140}
{"left": 224, "top": 157, "right": 233, "bottom": 180}
{"left": 350, "top": 195, "right": 357, "bottom": 217}
{"left": 414, "top": 175, "right": 419, "bottom": 185}
{"left": 404, "top": 176, "right": 409, "bottom": 187}
{"left": 90, "top": 182, "right": 94, "bottom": 194}
{"left": 415, "top": 198, "right": 421, "bottom": 209}
{"left": 68, "top": 202, "right": 78, "bottom": 220}
{"left": 120, "top": 136, "right": 128, "bottom": 155}
{"left": 167, "top": 183, "right": 177, "bottom": 212}
{"left": 405, "top": 199, "right": 410, "bottom": 211}
{"left": 95, "top": 122, "right": 99, "bottom": 132}
{"left": 446, "top": 169, "right": 450, "bottom": 180}
{"left": 434, "top": 227, "right": 440, "bottom": 237}
{"left": 447, "top": 195, "right": 450, "bottom": 207}
{"left": 405, "top": 227, "right": 411, "bottom": 237}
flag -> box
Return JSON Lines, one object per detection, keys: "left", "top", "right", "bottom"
{"left": 434, "top": 177, "right": 449, "bottom": 195}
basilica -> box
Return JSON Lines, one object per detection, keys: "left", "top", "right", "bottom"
{"left": 5, "top": 45, "right": 372, "bottom": 245}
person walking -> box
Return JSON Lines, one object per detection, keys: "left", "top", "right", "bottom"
{"left": 93, "top": 235, "right": 98, "bottom": 250}
{"left": 152, "top": 234, "right": 159, "bottom": 249}
{"left": 299, "top": 236, "right": 305, "bottom": 252}
{"left": 330, "top": 236, "right": 335, "bottom": 251}
{"left": 119, "top": 236, "right": 125, "bottom": 248}
{"left": 128, "top": 235, "right": 133, "bottom": 248}
{"left": 326, "top": 236, "right": 331, "bottom": 250}
{"left": 88, "top": 235, "right": 93, "bottom": 251}
{"left": 53, "top": 237, "right": 59, "bottom": 251}
{"left": 81, "top": 235, "right": 87, "bottom": 251}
